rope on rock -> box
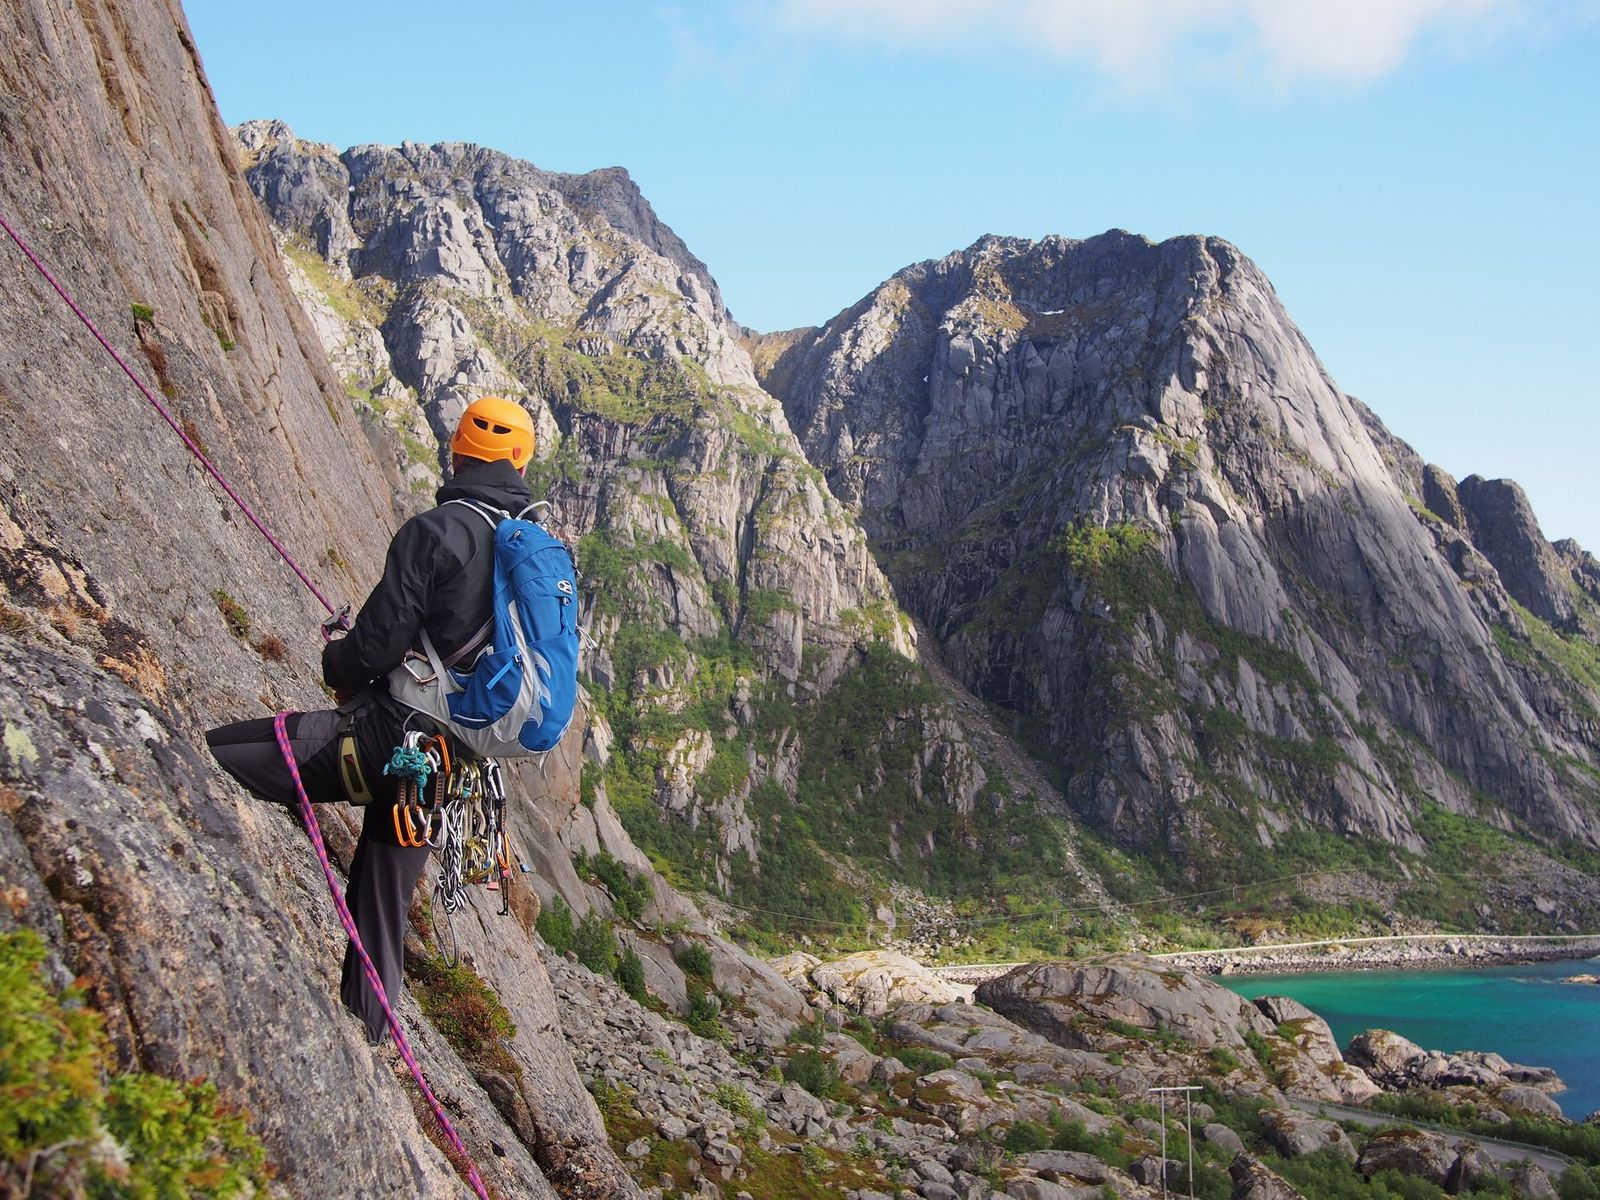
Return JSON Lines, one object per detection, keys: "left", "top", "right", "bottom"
{"left": 274, "top": 713, "right": 490, "bottom": 1200}
{"left": 0, "top": 209, "right": 340, "bottom": 617}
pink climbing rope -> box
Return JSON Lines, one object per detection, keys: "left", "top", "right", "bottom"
{"left": 274, "top": 713, "right": 490, "bottom": 1200}
{"left": 0, "top": 210, "right": 339, "bottom": 617}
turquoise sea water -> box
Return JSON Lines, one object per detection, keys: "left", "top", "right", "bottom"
{"left": 1221, "top": 958, "right": 1600, "bottom": 1119}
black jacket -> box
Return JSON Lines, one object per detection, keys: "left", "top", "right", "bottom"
{"left": 322, "top": 458, "right": 533, "bottom": 693}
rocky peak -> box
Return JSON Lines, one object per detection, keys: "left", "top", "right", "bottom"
{"left": 1455, "top": 473, "right": 1578, "bottom": 628}
{"left": 762, "top": 227, "right": 1600, "bottom": 866}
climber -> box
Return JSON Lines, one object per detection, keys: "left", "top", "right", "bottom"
{"left": 206, "top": 395, "right": 537, "bottom": 1043}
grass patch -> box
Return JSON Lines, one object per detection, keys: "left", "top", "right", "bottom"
{"left": 405, "top": 948, "right": 519, "bottom": 1077}
{"left": 212, "top": 590, "right": 249, "bottom": 640}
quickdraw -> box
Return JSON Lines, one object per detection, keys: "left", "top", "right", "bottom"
{"left": 430, "top": 755, "right": 521, "bottom": 965}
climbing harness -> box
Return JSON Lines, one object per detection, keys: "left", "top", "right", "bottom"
{"left": 0, "top": 211, "right": 488, "bottom": 1199}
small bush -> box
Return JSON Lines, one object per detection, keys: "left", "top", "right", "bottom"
{"left": 573, "top": 910, "right": 618, "bottom": 975}
{"left": 536, "top": 894, "right": 576, "bottom": 955}
{"left": 782, "top": 1049, "right": 840, "bottom": 1100}
{"left": 674, "top": 941, "right": 713, "bottom": 980}
{"left": 0, "top": 929, "right": 271, "bottom": 1197}
{"left": 788, "top": 1019, "right": 826, "bottom": 1048}
{"left": 252, "top": 634, "right": 287, "bottom": 662}
{"left": 710, "top": 1081, "right": 761, "bottom": 1123}
{"left": 614, "top": 946, "right": 647, "bottom": 1002}
{"left": 212, "top": 590, "right": 249, "bottom": 639}
{"left": 572, "top": 848, "right": 654, "bottom": 922}
{"left": 1004, "top": 1120, "right": 1054, "bottom": 1154}
{"left": 130, "top": 302, "right": 154, "bottom": 325}
{"left": 1052, "top": 1120, "right": 1132, "bottom": 1167}
{"left": 1208, "top": 1046, "right": 1242, "bottom": 1073}
{"left": 893, "top": 1046, "right": 954, "bottom": 1074}
{"left": 406, "top": 949, "right": 518, "bottom": 1075}
{"left": 686, "top": 988, "right": 729, "bottom": 1044}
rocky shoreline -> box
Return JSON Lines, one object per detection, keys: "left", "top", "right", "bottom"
{"left": 1159, "top": 935, "right": 1600, "bottom": 976}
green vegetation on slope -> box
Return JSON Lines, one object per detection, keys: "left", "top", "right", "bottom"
{"left": 0, "top": 929, "right": 271, "bottom": 1198}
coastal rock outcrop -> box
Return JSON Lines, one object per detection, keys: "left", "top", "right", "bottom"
{"left": 1345, "top": 1030, "right": 1564, "bottom": 1099}
{"left": 976, "top": 956, "right": 1275, "bottom": 1052}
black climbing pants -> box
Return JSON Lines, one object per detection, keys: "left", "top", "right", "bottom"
{"left": 205, "top": 696, "right": 428, "bottom": 1045}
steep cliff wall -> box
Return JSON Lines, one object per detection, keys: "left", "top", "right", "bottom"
{"left": 0, "top": 2, "right": 663, "bottom": 1194}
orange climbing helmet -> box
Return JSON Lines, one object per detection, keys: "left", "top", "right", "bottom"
{"left": 451, "top": 396, "right": 535, "bottom": 468}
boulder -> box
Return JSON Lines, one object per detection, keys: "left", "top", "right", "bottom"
{"left": 1505, "top": 1163, "right": 1558, "bottom": 1200}
{"left": 1230, "top": 1154, "right": 1306, "bottom": 1200}
{"left": 1203, "top": 1124, "right": 1247, "bottom": 1155}
{"left": 810, "top": 951, "right": 975, "bottom": 1017}
{"left": 1496, "top": 1085, "right": 1566, "bottom": 1122}
{"left": 1016, "top": 1150, "right": 1114, "bottom": 1183}
{"left": 1445, "top": 1143, "right": 1500, "bottom": 1195}
{"left": 1356, "top": 1129, "right": 1456, "bottom": 1185}
{"left": 1006, "top": 1179, "right": 1082, "bottom": 1200}
{"left": 976, "top": 956, "right": 1275, "bottom": 1052}
{"left": 1345, "top": 1030, "right": 1427, "bottom": 1086}
{"left": 1260, "top": 1108, "right": 1357, "bottom": 1161}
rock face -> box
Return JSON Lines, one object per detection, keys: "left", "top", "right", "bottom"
{"left": 760, "top": 231, "right": 1600, "bottom": 867}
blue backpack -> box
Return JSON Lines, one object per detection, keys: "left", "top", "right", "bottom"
{"left": 389, "top": 499, "right": 579, "bottom": 757}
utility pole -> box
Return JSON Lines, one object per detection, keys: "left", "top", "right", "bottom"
{"left": 1149, "top": 1085, "right": 1202, "bottom": 1200}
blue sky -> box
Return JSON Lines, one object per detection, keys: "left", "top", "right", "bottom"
{"left": 185, "top": 1, "right": 1600, "bottom": 553}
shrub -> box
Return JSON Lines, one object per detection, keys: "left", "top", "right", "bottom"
{"left": 614, "top": 946, "right": 647, "bottom": 1002}
{"left": 782, "top": 1049, "right": 840, "bottom": 1099}
{"left": 674, "top": 941, "right": 713, "bottom": 980}
{"left": 788, "top": 1019, "right": 826, "bottom": 1048}
{"left": 406, "top": 949, "right": 518, "bottom": 1075}
{"left": 1004, "top": 1120, "right": 1054, "bottom": 1154}
{"left": 212, "top": 590, "right": 249, "bottom": 639}
{"left": 686, "top": 988, "right": 728, "bottom": 1044}
{"left": 1208, "top": 1046, "right": 1242, "bottom": 1073}
{"left": 711, "top": 1081, "right": 761, "bottom": 1123}
{"left": 572, "top": 849, "right": 654, "bottom": 922}
{"left": 1051, "top": 1120, "right": 1132, "bottom": 1167}
{"left": 573, "top": 910, "right": 618, "bottom": 976}
{"left": 0, "top": 929, "right": 270, "bottom": 1197}
{"left": 1561, "top": 1166, "right": 1600, "bottom": 1200}
{"left": 893, "top": 1046, "right": 954, "bottom": 1074}
{"left": 536, "top": 894, "right": 576, "bottom": 955}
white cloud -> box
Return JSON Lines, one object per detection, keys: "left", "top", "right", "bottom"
{"left": 770, "top": 0, "right": 1530, "bottom": 88}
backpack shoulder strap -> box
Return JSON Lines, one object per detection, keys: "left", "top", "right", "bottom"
{"left": 442, "top": 498, "right": 506, "bottom": 529}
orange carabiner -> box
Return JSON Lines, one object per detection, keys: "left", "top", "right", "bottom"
{"left": 426, "top": 734, "right": 451, "bottom": 780}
